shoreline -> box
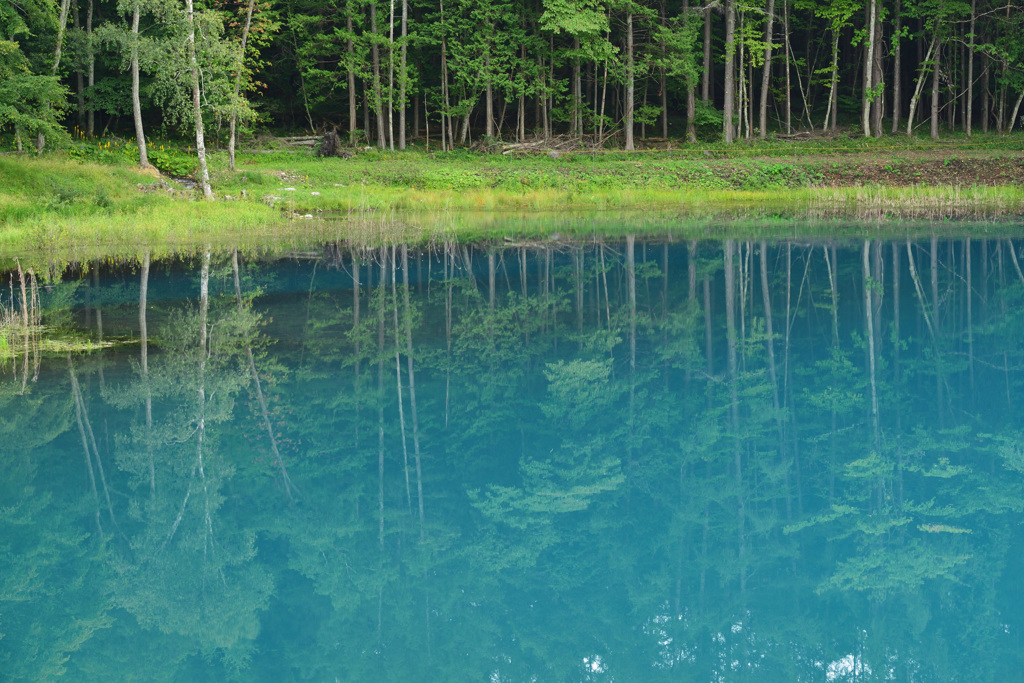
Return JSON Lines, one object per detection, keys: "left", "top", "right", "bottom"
{"left": 1, "top": 148, "right": 1023, "bottom": 258}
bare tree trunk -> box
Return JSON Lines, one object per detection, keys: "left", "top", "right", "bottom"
{"left": 862, "top": 0, "right": 877, "bottom": 137}
{"left": 907, "top": 36, "right": 937, "bottom": 135}
{"left": 702, "top": 1, "right": 712, "bottom": 102}
{"left": 185, "top": 0, "right": 213, "bottom": 198}
{"left": 824, "top": 32, "right": 839, "bottom": 130}
{"left": 625, "top": 13, "right": 635, "bottom": 150}
{"left": 724, "top": 0, "right": 736, "bottom": 142}
{"left": 965, "top": 0, "right": 975, "bottom": 135}
{"left": 930, "top": 40, "right": 941, "bottom": 139}
{"left": 348, "top": 3, "right": 357, "bottom": 140}
{"left": 388, "top": 0, "right": 396, "bottom": 150}
{"left": 783, "top": 0, "right": 791, "bottom": 133}
{"left": 892, "top": 0, "right": 902, "bottom": 132}
{"left": 131, "top": 1, "right": 149, "bottom": 167}
{"left": 228, "top": 0, "right": 256, "bottom": 171}
{"left": 371, "top": 2, "right": 387, "bottom": 147}
{"left": 759, "top": 0, "right": 776, "bottom": 138}
{"left": 399, "top": 0, "right": 407, "bottom": 148}
{"left": 981, "top": 54, "right": 990, "bottom": 133}
{"left": 86, "top": 0, "right": 95, "bottom": 136}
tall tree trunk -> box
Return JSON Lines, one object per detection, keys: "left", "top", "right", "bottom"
{"left": 185, "top": 0, "right": 213, "bottom": 199}
{"left": 783, "top": 0, "right": 792, "bottom": 133}
{"left": 348, "top": 2, "right": 357, "bottom": 140}
{"left": 724, "top": 0, "right": 736, "bottom": 142}
{"left": 131, "top": 1, "right": 149, "bottom": 167}
{"left": 74, "top": 1, "right": 84, "bottom": 130}
{"left": 930, "top": 40, "right": 941, "bottom": 139}
{"left": 229, "top": 0, "right": 256, "bottom": 171}
{"left": 399, "top": 0, "right": 408, "bottom": 148}
{"left": 907, "top": 36, "right": 937, "bottom": 135}
{"left": 574, "top": 37, "right": 582, "bottom": 136}
{"left": 87, "top": 0, "right": 94, "bottom": 136}
{"left": 862, "top": 0, "right": 877, "bottom": 137}
{"left": 891, "top": 0, "right": 902, "bottom": 132}
{"left": 824, "top": 32, "right": 839, "bottom": 130}
{"left": 965, "top": 0, "right": 975, "bottom": 135}
{"left": 388, "top": 0, "right": 396, "bottom": 150}
{"left": 625, "top": 13, "right": 635, "bottom": 150}
{"left": 486, "top": 51, "right": 494, "bottom": 138}
{"left": 759, "top": 0, "right": 776, "bottom": 138}
{"left": 870, "top": 1, "right": 883, "bottom": 136}
{"left": 685, "top": 0, "right": 697, "bottom": 142}
{"left": 702, "top": 0, "right": 712, "bottom": 102}
{"left": 371, "top": 2, "right": 387, "bottom": 147}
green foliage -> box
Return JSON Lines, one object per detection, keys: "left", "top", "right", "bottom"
{"left": 147, "top": 148, "right": 199, "bottom": 177}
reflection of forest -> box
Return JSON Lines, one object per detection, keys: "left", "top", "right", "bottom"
{"left": 2, "top": 237, "right": 1024, "bottom": 681}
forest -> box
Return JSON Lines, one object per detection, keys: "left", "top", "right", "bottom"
{"left": 3, "top": 0, "right": 1024, "bottom": 167}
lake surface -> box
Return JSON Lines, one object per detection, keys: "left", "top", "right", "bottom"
{"left": 2, "top": 234, "right": 1023, "bottom": 681}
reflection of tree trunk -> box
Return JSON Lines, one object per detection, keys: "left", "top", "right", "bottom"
{"left": 232, "top": 249, "right": 295, "bottom": 501}
{"left": 93, "top": 264, "right": 104, "bottom": 388}
{"left": 785, "top": 244, "right": 803, "bottom": 515}
{"left": 965, "top": 239, "right": 974, "bottom": 407}
{"left": 760, "top": 242, "right": 789, "bottom": 519}
{"left": 352, "top": 248, "right": 362, "bottom": 447}
{"left": 703, "top": 276, "right": 713, "bottom": 410}
{"left": 391, "top": 245, "right": 412, "bottom": 512}
{"left": 627, "top": 236, "right": 637, "bottom": 495}
{"left": 724, "top": 240, "right": 745, "bottom": 591}
{"left": 685, "top": 241, "right": 696, "bottom": 388}
{"left": 930, "top": 237, "right": 943, "bottom": 425}
{"left": 445, "top": 242, "right": 453, "bottom": 427}
{"left": 69, "top": 357, "right": 103, "bottom": 535}
{"left": 488, "top": 251, "right": 496, "bottom": 311}
{"left": 863, "top": 241, "right": 880, "bottom": 446}
{"left": 402, "top": 246, "right": 425, "bottom": 538}
{"left": 140, "top": 251, "right": 155, "bottom": 499}
{"left": 892, "top": 243, "right": 902, "bottom": 430}
{"left": 600, "top": 243, "right": 611, "bottom": 328}
{"left": 824, "top": 246, "right": 838, "bottom": 345}
{"left": 997, "top": 242, "right": 1011, "bottom": 410}
{"left": 69, "top": 356, "right": 120, "bottom": 535}
{"left": 197, "top": 251, "right": 215, "bottom": 552}
{"left": 378, "top": 250, "right": 387, "bottom": 548}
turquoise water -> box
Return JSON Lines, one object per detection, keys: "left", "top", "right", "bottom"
{"left": 2, "top": 236, "right": 1023, "bottom": 681}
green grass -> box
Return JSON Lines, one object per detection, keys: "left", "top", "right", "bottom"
{"left": 1, "top": 135, "right": 1023, "bottom": 260}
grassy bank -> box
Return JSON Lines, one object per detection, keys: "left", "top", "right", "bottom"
{"left": 1, "top": 136, "right": 1023, "bottom": 256}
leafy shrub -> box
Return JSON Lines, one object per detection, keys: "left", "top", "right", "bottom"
{"left": 692, "top": 101, "right": 724, "bottom": 142}
{"left": 148, "top": 149, "right": 199, "bottom": 177}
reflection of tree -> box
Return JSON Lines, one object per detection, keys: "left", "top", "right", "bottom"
{"left": 106, "top": 251, "right": 273, "bottom": 672}
{"left": 5, "top": 238, "right": 1024, "bottom": 680}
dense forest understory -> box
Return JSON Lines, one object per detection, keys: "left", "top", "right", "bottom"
{"left": 3, "top": 0, "right": 1024, "bottom": 196}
